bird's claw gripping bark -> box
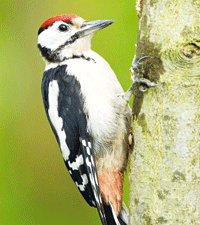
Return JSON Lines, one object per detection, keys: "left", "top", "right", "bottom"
{"left": 116, "top": 55, "right": 164, "bottom": 105}
{"left": 130, "top": 55, "right": 164, "bottom": 93}
{"left": 136, "top": 78, "right": 164, "bottom": 93}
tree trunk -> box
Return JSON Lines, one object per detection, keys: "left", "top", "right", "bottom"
{"left": 129, "top": 0, "right": 200, "bottom": 224}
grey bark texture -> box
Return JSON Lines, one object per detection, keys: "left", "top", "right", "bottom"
{"left": 129, "top": 0, "right": 200, "bottom": 224}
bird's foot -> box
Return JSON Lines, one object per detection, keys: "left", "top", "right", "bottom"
{"left": 130, "top": 55, "right": 164, "bottom": 93}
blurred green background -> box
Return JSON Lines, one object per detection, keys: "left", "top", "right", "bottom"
{"left": 0, "top": 0, "right": 137, "bottom": 224}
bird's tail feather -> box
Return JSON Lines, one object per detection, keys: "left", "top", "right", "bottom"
{"left": 103, "top": 202, "right": 129, "bottom": 225}
{"left": 118, "top": 203, "right": 129, "bottom": 225}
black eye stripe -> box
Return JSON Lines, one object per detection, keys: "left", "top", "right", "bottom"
{"left": 59, "top": 24, "right": 68, "bottom": 32}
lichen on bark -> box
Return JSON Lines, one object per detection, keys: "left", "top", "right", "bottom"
{"left": 129, "top": 0, "right": 200, "bottom": 224}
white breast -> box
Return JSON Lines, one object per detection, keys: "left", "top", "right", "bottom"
{"left": 66, "top": 50, "right": 124, "bottom": 140}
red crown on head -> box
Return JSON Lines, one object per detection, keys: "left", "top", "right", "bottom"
{"left": 40, "top": 14, "right": 78, "bottom": 28}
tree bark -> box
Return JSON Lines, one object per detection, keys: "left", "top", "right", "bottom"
{"left": 129, "top": 0, "right": 200, "bottom": 224}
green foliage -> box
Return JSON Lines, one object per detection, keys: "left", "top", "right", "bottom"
{"left": 0, "top": 0, "right": 137, "bottom": 224}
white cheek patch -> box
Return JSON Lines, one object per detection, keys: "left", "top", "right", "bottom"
{"left": 38, "top": 21, "right": 76, "bottom": 51}
{"left": 48, "top": 80, "right": 70, "bottom": 161}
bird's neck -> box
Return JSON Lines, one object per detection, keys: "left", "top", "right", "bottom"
{"left": 44, "top": 49, "right": 100, "bottom": 71}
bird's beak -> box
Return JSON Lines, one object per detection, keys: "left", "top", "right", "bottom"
{"left": 76, "top": 20, "right": 114, "bottom": 38}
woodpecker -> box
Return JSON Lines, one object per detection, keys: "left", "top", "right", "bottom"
{"left": 38, "top": 14, "right": 133, "bottom": 225}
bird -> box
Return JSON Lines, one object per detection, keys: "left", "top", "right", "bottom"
{"left": 37, "top": 14, "right": 133, "bottom": 225}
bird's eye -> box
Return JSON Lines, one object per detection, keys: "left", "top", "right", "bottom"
{"left": 58, "top": 24, "right": 68, "bottom": 32}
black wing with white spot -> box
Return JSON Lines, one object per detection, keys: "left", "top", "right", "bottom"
{"left": 41, "top": 65, "right": 107, "bottom": 224}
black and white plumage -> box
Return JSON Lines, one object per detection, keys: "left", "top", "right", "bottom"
{"left": 38, "top": 14, "right": 133, "bottom": 225}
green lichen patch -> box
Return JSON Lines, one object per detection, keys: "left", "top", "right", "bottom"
{"left": 172, "top": 170, "right": 186, "bottom": 182}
